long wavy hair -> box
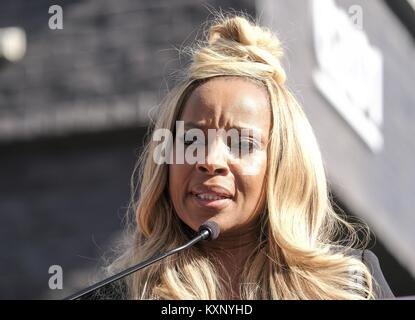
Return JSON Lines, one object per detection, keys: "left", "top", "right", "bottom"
{"left": 105, "top": 13, "right": 375, "bottom": 299}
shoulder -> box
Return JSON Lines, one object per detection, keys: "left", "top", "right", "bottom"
{"left": 347, "top": 248, "right": 395, "bottom": 299}
{"left": 79, "top": 281, "right": 127, "bottom": 300}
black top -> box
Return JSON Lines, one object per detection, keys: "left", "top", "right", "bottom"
{"left": 361, "top": 249, "right": 395, "bottom": 299}
{"left": 80, "top": 249, "right": 394, "bottom": 300}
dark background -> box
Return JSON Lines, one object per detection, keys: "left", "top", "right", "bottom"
{"left": 0, "top": 0, "right": 414, "bottom": 299}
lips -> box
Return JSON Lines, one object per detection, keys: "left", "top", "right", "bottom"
{"left": 190, "top": 184, "right": 234, "bottom": 199}
{"left": 189, "top": 184, "right": 234, "bottom": 210}
{"left": 195, "top": 193, "right": 228, "bottom": 201}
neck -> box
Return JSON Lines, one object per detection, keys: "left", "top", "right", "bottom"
{"left": 201, "top": 223, "right": 259, "bottom": 253}
{"left": 200, "top": 223, "right": 260, "bottom": 299}
{"left": 204, "top": 223, "right": 258, "bottom": 265}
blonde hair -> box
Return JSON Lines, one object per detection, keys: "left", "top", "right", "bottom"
{"left": 105, "top": 13, "right": 375, "bottom": 299}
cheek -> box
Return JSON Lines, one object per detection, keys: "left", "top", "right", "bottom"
{"left": 233, "top": 151, "right": 267, "bottom": 203}
{"left": 234, "top": 150, "right": 267, "bottom": 184}
{"left": 169, "top": 164, "right": 191, "bottom": 203}
{"left": 238, "top": 175, "right": 265, "bottom": 203}
{"left": 169, "top": 164, "right": 181, "bottom": 199}
{"left": 169, "top": 163, "right": 199, "bottom": 229}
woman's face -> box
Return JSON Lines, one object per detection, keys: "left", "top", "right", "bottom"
{"left": 168, "top": 76, "right": 271, "bottom": 235}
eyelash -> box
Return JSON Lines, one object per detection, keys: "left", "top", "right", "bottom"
{"left": 181, "top": 136, "right": 200, "bottom": 146}
{"left": 180, "top": 135, "right": 261, "bottom": 152}
{"left": 236, "top": 140, "right": 260, "bottom": 153}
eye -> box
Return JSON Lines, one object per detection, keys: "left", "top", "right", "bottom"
{"left": 230, "top": 138, "right": 260, "bottom": 156}
{"left": 240, "top": 140, "right": 251, "bottom": 150}
{"left": 180, "top": 137, "right": 194, "bottom": 146}
{"left": 184, "top": 139, "right": 196, "bottom": 146}
{"left": 181, "top": 132, "right": 203, "bottom": 146}
{"left": 239, "top": 140, "right": 254, "bottom": 154}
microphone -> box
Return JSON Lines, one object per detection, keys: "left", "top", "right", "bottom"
{"left": 64, "top": 220, "right": 220, "bottom": 300}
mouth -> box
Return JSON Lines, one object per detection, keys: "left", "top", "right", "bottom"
{"left": 190, "top": 192, "right": 233, "bottom": 210}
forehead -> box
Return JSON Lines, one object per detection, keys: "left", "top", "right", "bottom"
{"left": 180, "top": 77, "right": 271, "bottom": 133}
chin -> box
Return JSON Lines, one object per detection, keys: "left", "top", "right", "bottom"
{"left": 183, "top": 214, "right": 222, "bottom": 233}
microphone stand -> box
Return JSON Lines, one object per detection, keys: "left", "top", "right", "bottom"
{"left": 64, "top": 226, "right": 212, "bottom": 300}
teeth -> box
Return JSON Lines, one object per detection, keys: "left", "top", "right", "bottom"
{"left": 196, "top": 193, "right": 227, "bottom": 201}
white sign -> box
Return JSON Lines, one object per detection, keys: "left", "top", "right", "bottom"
{"left": 312, "top": 0, "right": 384, "bottom": 153}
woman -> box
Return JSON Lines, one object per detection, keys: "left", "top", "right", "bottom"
{"left": 99, "top": 14, "right": 394, "bottom": 300}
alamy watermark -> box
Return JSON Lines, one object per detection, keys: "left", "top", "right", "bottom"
{"left": 152, "top": 121, "right": 264, "bottom": 176}
{"left": 48, "top": 265, "right": 63, "bottom": 290}
{"left": 349, "top": 5, "right": 363, "bottom": 30}
{"left": 48, "top": 5, "right": 63, "bottom": 30}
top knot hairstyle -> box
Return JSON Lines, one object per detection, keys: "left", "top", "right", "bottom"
{"left": 189, "top": 15, "right": 286, "bottom": 86}
{"left": 105, "top": 13, "right": 376, "bottom": 300}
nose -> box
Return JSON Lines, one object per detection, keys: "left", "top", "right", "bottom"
{"left": 195, "top": 138, "right": 230, "bottom": 175}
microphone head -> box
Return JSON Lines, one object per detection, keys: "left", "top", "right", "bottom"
{"left": 199, "top": 221, "right": 220, "bottom": 240}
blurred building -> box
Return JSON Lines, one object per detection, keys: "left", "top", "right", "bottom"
{"left": 257, "top": 0, "right": 415, "bottom": 296}
{"left": 0, "top": 0, "right": 413, "bottom": 299}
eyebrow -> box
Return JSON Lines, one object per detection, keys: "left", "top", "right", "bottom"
{"left": 183, "top": 121, "right": 264, "bottom": 139}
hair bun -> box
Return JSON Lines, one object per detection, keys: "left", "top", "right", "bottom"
{"left": 207, "top": 16, "right": 286, "bottom": 84}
